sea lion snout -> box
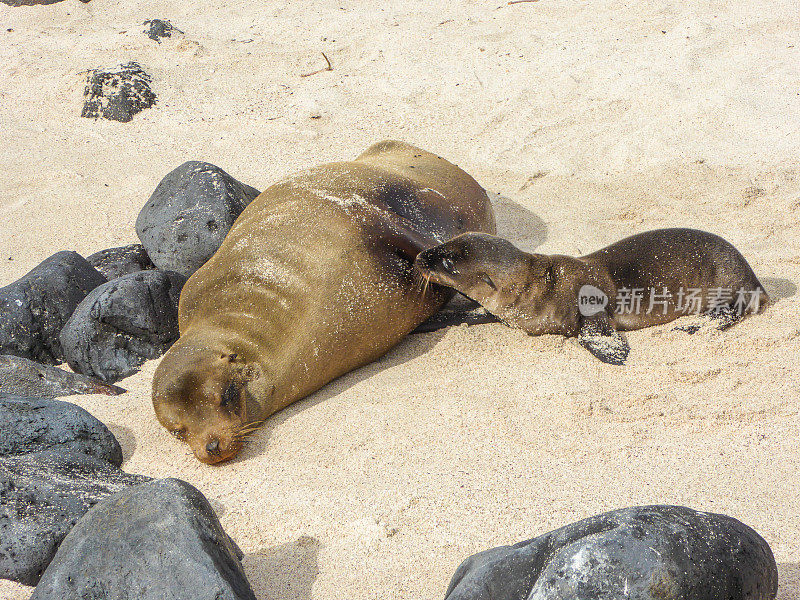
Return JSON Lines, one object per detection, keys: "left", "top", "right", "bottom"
{"left": 192, "top": 431, "right": 243, "bottom": 465}
{"left": 414, "top": 246, "right": 460, "bottom": 285}
{"left": 153, "top": 339, "right": 268, "bottom": 464}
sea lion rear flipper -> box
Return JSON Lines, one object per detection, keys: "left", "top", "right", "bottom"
{"left": 577, "top": 315, "right": 629, "bottom": 365}
{"left": 673, "top": 307, "right": 744, "bottom": 334}
{"left": 708, "top": 306, "right": 744, "bottom": 331}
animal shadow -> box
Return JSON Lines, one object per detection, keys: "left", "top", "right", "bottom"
{"left": 489, "top": 192, "right": 548, "bottom": 251}
{"left": 761, "top": 277, "right": 797, "bottom": 300}
{"left": 777, "top": 562, "right": 799, "bottom": 600}
{"left": 244, "top": 536, "right": 321, "bottom": 600}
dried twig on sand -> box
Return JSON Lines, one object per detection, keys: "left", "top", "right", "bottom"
{"left": 300, "top": 52, "right": 333, "bottom": 77}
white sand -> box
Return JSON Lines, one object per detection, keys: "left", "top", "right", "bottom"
{"left": 1, "top": 1, "right": 799, "bottom": 598}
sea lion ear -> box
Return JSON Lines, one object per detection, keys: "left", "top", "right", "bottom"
{"left": 242, "top": 363, "right": 263, "bottom": 382}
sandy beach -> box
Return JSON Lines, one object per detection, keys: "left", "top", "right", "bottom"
{"left": 1, "top": 0, "right": 799, "bottom": 598}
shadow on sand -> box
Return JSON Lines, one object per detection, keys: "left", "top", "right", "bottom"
{"left": 244, "top": 536, "right": 321, "bottom": 600}
{"left": 761, "top": 277, "right": 797, "bottom": 300}
{"left": 489, "top": 192, "right": 548, "bottom": 251}
{"left": 777, "top": 562, "right": 799, "bottom": 600}
{"left": 105, "top": 423, "right": 137, "bottom": 464}
{"left": 235, "top": 326, "right": 450, "bottom": 462}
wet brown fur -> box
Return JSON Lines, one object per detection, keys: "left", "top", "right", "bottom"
{"left": 415, "top": 228, "right": 768, "bottom": 338}
{"left": 153, "top": 141, "right": 496, "bottom": 464}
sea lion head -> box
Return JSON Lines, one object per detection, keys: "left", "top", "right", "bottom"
{"left": 414, "top": 232, "right": 550, "bottom": 313}
{"left": 152, "top": 338, "right": 268, "bottom": 465}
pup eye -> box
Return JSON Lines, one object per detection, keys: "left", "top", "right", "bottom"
{"left": 479, "top": 274, "right": 497, "bottom": 290}
{"left": 441, "top": 257, "right": 455, "bottom": 272}
{"left": 171, "top": 428, "right": 187, "bottom": 440}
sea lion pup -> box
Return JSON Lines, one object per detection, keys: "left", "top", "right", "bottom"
{"left": 152, "top": 141, "right": 496, "bottom": 464}
{"left": 414, "top": 228, "right": 768, "bottom": 365}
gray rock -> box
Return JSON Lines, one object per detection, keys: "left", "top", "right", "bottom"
{"left": 445, "top": 505, "right": 777, "bottom": 600}
{"left": 0, "top": 251, "right": 107, "bottom": 364}
{"left": 0, "top": 393, "right": 123, "bottom": 465}
{"left": 0, "top": 451, "right": 150, "bottom": 586}
{"left": 143, "top": 19, "right": 183, "bottom": 43}
{"left": 86, "top": 244, "right": 155, "bottom": 280}
{"left": 32, "top": 478, "right": 256, "bottom": 600}
{"left": 0, "top": 356, "right": 125, "bottom": 398}
{"left": 135, "top": 161, "right": 260, "bottom": 277}
{"left": 59, "top": 270, "right": 185, "bottom": 383}
{"left": 81, "top": 62, "right": 156, "bottom": 123}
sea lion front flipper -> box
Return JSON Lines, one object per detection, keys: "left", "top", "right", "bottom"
{"left": 356, "top": 202, "right": 440, "bottom": 261}
{"left": 411, "top": 304, "right": 499, "bottom": 334}
{"left": 577, "top": 315, "right": 629, "bottom": 365}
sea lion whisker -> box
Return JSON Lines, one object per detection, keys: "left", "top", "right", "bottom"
{"left": 412, "top": 269, "right": 426, "bottom": 294}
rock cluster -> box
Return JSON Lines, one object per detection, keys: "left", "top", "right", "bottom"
{"left": 0, "top": 393, "right": 148, "bottom": 585}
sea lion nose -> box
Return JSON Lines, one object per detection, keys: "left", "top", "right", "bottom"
{"left": 206, "top": 439, "right": 220, "bottom": 455}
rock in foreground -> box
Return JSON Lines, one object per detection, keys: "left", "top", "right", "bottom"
{"left": 60, "top": 270, "right": 185, "bottom": 383}
{"left": 0, "top": 451, "right": 150, "bottom": 586}
{"left": 135, "top": 161, "right": 260, "bottom": 277}
{"left": 32, "top": 478, "right": 256, "bottom": 600}
{"left": 0, "top": 251, "right": 107, "bottom": 364}
{"left": 0, "top": 393, "right": 123, "bottom": 464}
{"left": 445, "top": 505, "right": 777, "bottom": 600}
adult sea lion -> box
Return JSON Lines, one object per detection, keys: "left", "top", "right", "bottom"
{"left": 414, "top": 228, "right": 768, "bottom": 364}
{"left": 152, "top": 141, "right": 496, "bottom": 463}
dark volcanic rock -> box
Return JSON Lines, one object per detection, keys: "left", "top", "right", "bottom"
{"left": 32, "top": 478, "right": 256, "bottom": 600}
{"left": 86, "top": 244, "right": 155, "bottom": 280}
{"left": 135, "top": 161, "right": 260, "bottom": 277}
{"left": 0, "top": 393, "right": 122, "bottom": 465}
{"left": 81, "top": 62, "right": 156, "bottom": 123}
{"left": 0, "top": 356, "right": 125, "bottom": 398}
{"left": 143, "top": 19, "right": 183, "bottom": 42}
{"left": 0, "top": 251, "right": 107, "bottom": 364}
{"left": 445, "top": 505, "right": 778, "bottom": 600}
{"left": 0, "top": 451, "right": 150, "bottom": 586}
{"left": 59, "top": 270, "right": 185, "bottom": 383}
